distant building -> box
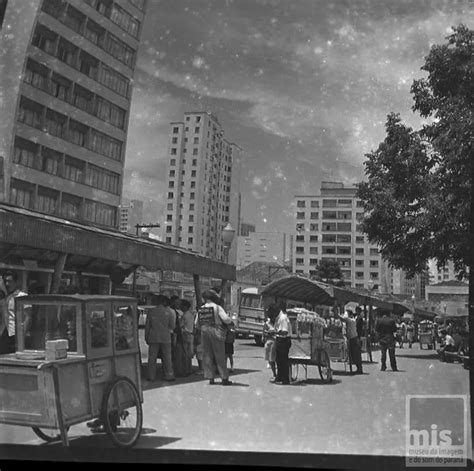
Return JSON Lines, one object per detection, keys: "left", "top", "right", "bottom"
{"left": 425, "top": 280, "right": 468, "bottom": 317}
{"left": 293, "top": 181, "right": 385, "bottom": 290}
{"left": 0, "top": 0, "right": 147, "bottom": 229}
{"left": 239, "top": 222, "right": 256, "bottom": 237}
{"left": 163, "top": 111, "right": 241, "bottom": 263}
{"left": 428, "top": 260, "right": 460, "bottom": 284}
{"left": 119, "top": 199, "right": 143, "bottom": 234}
{"left": 236, "top": 231, "right": 289, "bottom": 270}
{"left": 388, "top": 267, "right": 429, "bottom": 300}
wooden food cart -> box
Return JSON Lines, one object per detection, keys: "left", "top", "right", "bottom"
{"left": 0, "top": 295, "right": 143, "bottom": 448}
{"left": 287, "top": 308, "right": 332, "bottom": 383}
{"left": 418, "top": 320, "right": 436, "bottom": 350}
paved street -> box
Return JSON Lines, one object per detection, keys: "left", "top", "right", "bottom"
{"left": 0, "top": 334, "right": 471, "bottom": 468}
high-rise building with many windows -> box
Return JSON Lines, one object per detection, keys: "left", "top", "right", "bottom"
{"left": 293, "top": 181, "right": 387, "bottom": 290}
{"left": 0, "top": 0, "right": 147, "bottom": 229}
{"left": 119, "top": 198, "right": 143, "bottom": 234}
{"left": 164, "top": 111, "right": 241, "bottom": 263}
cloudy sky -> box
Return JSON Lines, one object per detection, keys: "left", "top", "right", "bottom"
{"left": 123, "top": 0, "right": 472, "bottom": 235}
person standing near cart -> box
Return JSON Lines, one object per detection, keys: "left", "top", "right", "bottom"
{"left": 338, "top": 309, "right": 363, "bottom": 375}
{"left": 375, "top": 311, "right": 398, "bottom": 371}
{"left": 274, "top": 304, "right": 292, "bottom": 385}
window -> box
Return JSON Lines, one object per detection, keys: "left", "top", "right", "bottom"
{"left": 310, "top": 224, "right": 318, "bottom": 231}
{"left": 42, "top": 147, "right": 61, "bottom": 175}
{"left": 310, "top": 247, "right": 318, "bottom": 254}
{"left": 72, "top": 85, "right": 94, "bottom": 113}
{"left": 166, "top": 237, "right": 172, "bottom": 243}
{"left": 190, "top": 192, "right": 195, "bottom": 200}
{"left": 355, "top": 272, "right": 364, "bottom": 279}
{"left": 189, "top": 204, "right": 194, "bottom": 210}
{"left": 356, "top": 236, "right": 364, "bottom": 243}
{"left": 296, "top": 235, "right": 304, "bottom": 242}
{"left": 170, "top": 159, "right": 176, "bottom": 166}
{"left": 356, "top": 212, "right": 364, "bottom": 221}
{"left": 167, "top": 203, "right": 173, "bottom": 211}
{"left": 193, "top": 148, "right": 198, "bottom": 155}
{"left": 166, "top": 214, "right": 172, "bottom": 221}
{"left": 61, "top": 193, "right": 81, "bottom": 219}
{"left": 296, "top": 247, "right": 304, "bottom": 254}
{"left": 311, "top": 201, "right": 319, "bottom": 208}
{"left": 355, "top": 260, "right": 364, "bottom": 267}
{"left": 370, "top": 272, "right": 379, "bottom": 279}
{"left": 51, "top": 73, "right": 72, "bottom": 101}
{"left": 188, "top": 237, "right": 193, "bottom": 244}
{"left": 370, "top": 248, "right": 379, "bottom": 256}
{"left": 296, "top": 212, "right": 305, "bottom": 219}
{"left": 194, "top": 127, "right": 200, "bottom": 133}
{"left": 188, "top": 226, "right": 194, "bottom": 233}
{"left": 189, "top": 215, "right": 194, "bottom": 222}
{"left": 64, "top": 155, "right": 84, "bottom": 183}
{"left": 370, "top": 260, "right": 379, "bottom": 267}
{"left": 18, "top": 97, "right": 43, "bottom": 129}
{"left": 63, "top": 5, "right": 85, "bottom": 33}
{"left": 310, "top": 258, "right": 318, "bottom": 265}
{"left": 10, "top": 179, "right": 34, "bottom": 209}
{"left": 338, "top": 211, "right": 352, "bottom": 219}
{"left": 110, "top": 3, "right": 140, "bottom": 38}
{"left": 57, "top": 38, "right": 77, "bottom": 67}
{"left": 89, "top": 130, "right": 122, "bottom": 161}
{"left": 173, "top": 127, "right": 179, "bottom": 134}
{"left": 171, "top": 148, "right": 177, "bottom": 155}
{"left": 310, "top": 212, "right": 319, "bottom": 219}
{"left": 167, "top": 192, "right": 173, "bottom": 199}
{"left": 296, "top": 223, "right": 305, "bottom": 232}
{"left": 337, "top": 222, "right": 351, "bottom": 231}
{"left": 322, "top": 234, "right": 336, "bottom": 243}
{"left": 323, "top": 223, "right": 337, "bottom": 231}
{"left": 45, "top": 109, "right": 67, "bottom": 139}
{"left": 69, "top": 120, "right": 88, "bottom": 147}
{"left": 13, "top": 137, "right": 39, "bottom": 169}
{"left": 337, "top": 246, "right": 351, "bottom": 255}
{"left": 322, "top": 246, "right": 336, "bottom": 254}
{"left": 337, "top": 199, "right": 352, "bottom": 206}
{"left": 96, "top": 97, "right": 125, "bottom": 128}
{"left": 41, "top": 0, "right": 65, "bottom": 18}
{"left": 196, "top": 116, "right": 201, "bottom": 122}
{"left": 337, "top": 234, "right": 351, "bottom": 243}
{"left": 84, "top": 19, "right": 105, "bottom": 46}
{"left": 105, "top": 34, "right": 135, "bottom": 67}
{"left": 309, "top": 235, "right": 318, "bottom": 242}
{"left": 190, "top": 181, "right": 196, "bottom": 188}
{"left": 37, "top": 187, "right": 58, "bottom": 214}
{"left": 84, "top": 200, "right": 115, "bottom": 227}
{"left": 192, "top": 159, "right": 197, "bottom": 166}
{"left": 86, "top": 164, "right": 119, "bottom": 194}
{"left": 98, "top": 63, "right": 129, "bottom": 97}
{"left": 32, "top": 25, "right": 57, "bottom": 55}
{"left": 166, "top": 226, "right": 172, "bottom": 233}
{"left": 322, "top": 211, "right": 337, "bottom": 219}
{"left": 24, "top": 59, "right": 48, "bottom": 91}
{"left": 168, "top": 181, "right": 174, "bottom": 188}
{"left": 172, "top": 137, "right": 178, "bottom": 144}
{"left": 356, "top": 248, "right": 364, "bottom": 255}
{"left": 295, "top": 258, "right": 304, "bottom": 265}
{"left": 322, "top": 199, "right": 337, "bottom": 207}
{"left": 169, "top": 170, "right": 175, "bottom": 177}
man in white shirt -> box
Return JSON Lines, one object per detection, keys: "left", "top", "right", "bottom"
{"left": 0, "top": 271, "right": 27, "bottom": 354}
{"left": 338, "top": 309, "right": 363, "bottom": 374}
{"left": 273, "top": 304, "right": 292, "bottom": 385}
{"left": 438, "top": 329, "right": 457, "bottom": 362}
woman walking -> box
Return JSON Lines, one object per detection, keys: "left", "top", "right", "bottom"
{"left": 196, "top": 289, "right": 233, "bottom": 385}
{"left": 263, "top": 304, "right": 278, "bottom": 379}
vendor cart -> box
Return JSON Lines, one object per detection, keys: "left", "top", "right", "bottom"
{"left": 418, "top": 320, "right": 436, "bottom": 350}
{"left": 0, "top": 295, "right": 143, "bottom": 448}
{"left": 287, "top": 308, "right": 332, "bottom": 383}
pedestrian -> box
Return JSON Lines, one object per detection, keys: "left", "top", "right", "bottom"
{"left": 145, "top": 294, "right": 176, "bottom": 382}
{"left": 193, "top": 318, "right": 204, "bottom": 374}
{"left": 375, "top": 311, "right": 398, "bottom": 372}
{"left": 170, "top": 295, "right": 187, "bottom": 377}
{"left": 263, "top": 304, "right": 278, "bottom": 379}
{"left": 225, "top": 323, "right": 235, "bottom": 373}
{"left": 180, "top": 299, "right": 195, "bottom": 375}
{"left": 0, "top": 271, "right": 27, "bottom": 355}
{"left": 196, "top": 289, "right": 233, "bottom": 385}
{"left": 355, "top": 306, "right": 364, "bottom": 339}
{"left": 273, "top": 303, "right": 292, "bottom": 385}
{"left": 338, "top": 309, "right": 363, "bottom": 375}
{"left": 437, "top": 329, "right": 456, "bottom": 362}
{"left": 406, "top": 320, "right": 414, "bottom": 348}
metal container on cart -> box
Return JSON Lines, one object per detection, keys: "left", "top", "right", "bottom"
{"left": 0, "top": 295, "right": 143, "bottom": 447}
{"left": 287, "top": 308, "right": 332, "bottom": 382}
{"left": 418, "top": 319, "right": 436, "bottom": 350}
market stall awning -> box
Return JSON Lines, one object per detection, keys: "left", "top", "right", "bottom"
{"left": 260, "top": 275, "right": 410, "bottom": 312}
{"left": 0, "top": 203, "right": 235, "bottom": 280}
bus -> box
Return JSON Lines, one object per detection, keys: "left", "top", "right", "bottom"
{"left": 236, "top": 287, "right": 266, "bottom": 346}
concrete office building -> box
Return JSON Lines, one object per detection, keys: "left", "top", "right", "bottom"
{"left": 239, "top": 221, "right": 256, "bottom": 237}
{"left": 164, "top": 111, "right": 242, "bottom": 263}
{"left": 293, "top": 181, "right": 385, "bottom": 290}
{"left": 0, "top": 0, "right": 146, "bottom": 229}
{"left": 119, "top": 198, "right": 143, "bottom": 234}
{"left": 237, "top": 231, "right": 288, "bottom": 270}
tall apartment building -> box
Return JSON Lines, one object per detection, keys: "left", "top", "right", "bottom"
{"left": 428, "top": 260, "right": 459, "bottom": 284}
{"left": 119, "top": 198, "right": 143, "bottom": 233}
{"left": 164, "top": 111, "right": 241, "bottom": 263}
{"left": 388, "top": 268, "right": 429, "bottom": 299}
{"left": 293, "top": 181, "right": 385, "bottom": 290}
{"left": 0, "top": 0, "right": 146, "bottom": 229}
{"left": 236, "top": 231, "right": 288, "bottom": 270}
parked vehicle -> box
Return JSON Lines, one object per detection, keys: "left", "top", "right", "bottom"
{"left": 236, "top": 288, "right": 266, "bottom": 346}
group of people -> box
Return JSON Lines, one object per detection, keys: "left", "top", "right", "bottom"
{"left": 145, "top": 288, "right": 236, "bottom": 385}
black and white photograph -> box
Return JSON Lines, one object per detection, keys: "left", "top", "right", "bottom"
{"left": 0, "top": 0, "right": 472, "bottom": 469}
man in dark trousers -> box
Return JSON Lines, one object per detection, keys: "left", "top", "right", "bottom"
{"left": 375, "top": 311, "right": 398, "bottom": 371}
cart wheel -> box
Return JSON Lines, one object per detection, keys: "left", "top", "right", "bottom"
{"left": 290, "top": 362, "right": 298, "bottom": 381}
{"left": 102, "top": 376, "right": 143, "bottom": 448}
{"left": 32, "top": 426, "right": 69, "bottom": 443}
{"left": 318, "top": 350, "right": 332, "bottom": 383}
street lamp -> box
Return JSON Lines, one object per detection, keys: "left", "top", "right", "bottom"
{"left": 222, "top": 223, "right": 236, "bottom": 264}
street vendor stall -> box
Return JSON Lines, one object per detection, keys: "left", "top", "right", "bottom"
{"left": 0, "top": 294, "right": 143, "bottom": 447}
{"left": 287, "top": 308, "right": 332, "bottom": 382}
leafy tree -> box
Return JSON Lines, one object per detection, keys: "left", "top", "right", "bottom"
{"left": 358, "top": 24, "right": 473, "bottom": 278}
{"left": 357, "top": 24, "right": 473, "bottom": 411}
{"left": 312, "top": 259, "right": 344, "bottom": 285}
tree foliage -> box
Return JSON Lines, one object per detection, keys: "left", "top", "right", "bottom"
{"left": 312, "top": 259, "right": 344, "bottom": 285}
{"left": 358, "top": 25, "right": 473, "bottom": 278}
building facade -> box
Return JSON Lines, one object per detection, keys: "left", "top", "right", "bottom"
{"left": 164, "top": 111, "right": 241, "bottom": 263}
{"left": 239, "top": 221, "right": 256, "bottom": 237}
{"left": 388, "top": 267, "right": 429, "bottom": 300}
{"left": 236, "top": 231, "right": 288, "bottom": 270}
{"left": 119, "top": 198, "right": 143, "bottom": 233}
{"left": 0, "top": 0, "right": 146, "bottom": 229}
{"left": 293, "top": 181, "right": 385, "bottom": 290}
